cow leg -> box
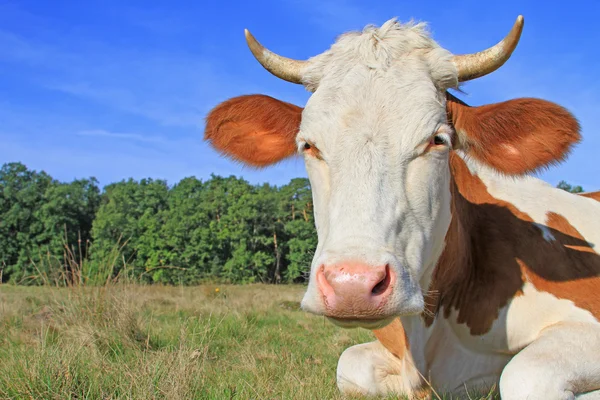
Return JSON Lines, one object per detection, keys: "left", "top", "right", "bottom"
{"left": 499, "top": 322, "right": 600, "bottom": 400}
{"left": 336, "top": 340, "right": 423, "bottom": 397}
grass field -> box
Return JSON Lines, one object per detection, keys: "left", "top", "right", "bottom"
{"left": 0, "top": 284, "right": 499, "bottom": 399}
{"left": 0, "top": 284, "right": 385, "bottom": 399}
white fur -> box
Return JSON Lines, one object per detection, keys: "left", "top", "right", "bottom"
{"left": 448, "top": 283, "right": 599, "bottom": 355}
{"left": 499, "top": 322, "right": 600, "bottom": 400}
{"left": 337, "top": 340, "right": 422, "bottom": 396}
{"left": 298, "top": 19, "right": 456, "bottom": 320}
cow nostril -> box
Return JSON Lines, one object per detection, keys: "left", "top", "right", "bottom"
{"left": 371, "top": 265, "right": 391, "bottom": 295}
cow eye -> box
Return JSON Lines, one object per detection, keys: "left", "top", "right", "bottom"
{"left": 301, "top": 141, "right": 323, "bottom": 160}
{"left": 431, "top": 135, "right": 448, "bottom": 146}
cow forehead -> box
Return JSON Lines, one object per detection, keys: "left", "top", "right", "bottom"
{"left": 299, "top": 69, "right": 449, "bottom": 156}
{"left": 298, "top": 19, "right": 457, "bottom": 150}
{"left": 302, "top": 19, "right": 458, "bottom": 93}
{"left": 301, "top": 86, "right": 442, "bottom": 149}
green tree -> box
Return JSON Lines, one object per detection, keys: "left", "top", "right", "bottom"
{"left": 215, "top": 176, "right": 270, "bottom": 283}
{"left": 37, "top": 179, "right": 101, "bottom": 260}
{"left": 0, "top": 161, "right": 321, "bottom": 286}
{"left": 0, "top": 163, "right": 53, "bottom": 282}
{"left": 557, "top": 180, "right": 584, "bottom": 193}
{"left": 280, "top": 178, "right": 316, "bottom": 282}
{"left": 160, "top": 176, "right": 209, "bottom": 284}
{"left": 0, "top": 163, "right": 100, "bottom": 283}
{"left": 91, "top": 178, "right": 169, "bottom": 281}
{"left": 35, "top": 178, "right": 101, "bottom": 282}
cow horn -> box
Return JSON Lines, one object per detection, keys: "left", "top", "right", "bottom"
{"left": 453, "top": 15, "right": 524, "bottom": 82}
{"left": 244, "top": 29, "right": 307, "bottom": 84}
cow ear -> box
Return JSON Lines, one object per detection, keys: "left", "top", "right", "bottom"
{"left": 446, "top": 93, "right": 581, "bottom": 175}
{"left": 204, "top": 94, "right": 302, "bottom": 167}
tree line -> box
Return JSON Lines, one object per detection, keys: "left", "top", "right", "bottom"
{"left": 0, "top": 162, "right": 586, "bottom": 285}
{"left": 0, "top": 162, "right": 315, "bottom": 285}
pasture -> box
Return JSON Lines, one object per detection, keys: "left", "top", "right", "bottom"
{"left": 0, "top": 284, "right": 495, "bottom": 399}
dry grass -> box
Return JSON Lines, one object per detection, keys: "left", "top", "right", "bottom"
{"left": 0, "top": 284, "right": 496, "bottom": 399}
{"left": 0, "top": 284, "right": 374, "bottom": 399}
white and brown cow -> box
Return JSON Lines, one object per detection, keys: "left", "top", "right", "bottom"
{"left": 204, "top": 16, "right": 600, "bottom": 399}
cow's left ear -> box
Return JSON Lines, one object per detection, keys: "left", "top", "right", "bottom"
{"left": 446, "top": 93, "right": 581, "bottom": 175}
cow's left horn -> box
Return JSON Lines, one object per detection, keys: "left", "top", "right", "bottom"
{"left": 245, "top": 29, "right": 307, "bottom": 84}
{"left": 453, "top": 15, "right": 524, "bottom": 82}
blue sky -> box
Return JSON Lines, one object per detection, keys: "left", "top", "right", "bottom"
{"left": 1, "top": 0, "right": 599, "bottom": 190}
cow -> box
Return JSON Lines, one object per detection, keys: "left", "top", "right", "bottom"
{"left": 204, "top": 15, "right": 600, "bottom": 399}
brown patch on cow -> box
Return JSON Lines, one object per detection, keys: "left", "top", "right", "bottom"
{"left": 521, "top": 213, "right": 600, "bottom": 314}
{"left": 372, "top": 318, "right": 409, "bottom": 360}
{"left": 580, "top": 191, "right": 600, "bottom": 202}
{"left": 425, "top": 153, "right": 600, "bottom": 335}
{"left": 204, "top": 94, "right": 301, "bottom": 167}
{"left": 446, "top": 92, "right": 581, "bottom": 175}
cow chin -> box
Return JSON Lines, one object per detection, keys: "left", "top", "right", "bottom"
{"left": 327, "top": 297, "right": 425, "bottom": 329}
{"left": 301, "top": 284, "right": 425, "bottom": 330}
{"left": 326, "top": 316, "right": 396, "bottom": 330}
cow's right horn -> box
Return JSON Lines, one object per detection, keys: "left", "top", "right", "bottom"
{"left": 245, "top": 29, "right": 307, "bottom": 84}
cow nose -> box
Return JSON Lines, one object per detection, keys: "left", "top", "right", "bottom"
{"left": 316, "top": 263, "right": 394, "bottom": 319}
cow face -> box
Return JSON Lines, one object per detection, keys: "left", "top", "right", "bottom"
{"left": 205, "top": 18, "right": 580, "bottom": 328}
{"left": 295, "top": 24, "right": 458, "bottom": 327}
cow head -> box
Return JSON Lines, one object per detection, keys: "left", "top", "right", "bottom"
{"left": 204, "top": 17, "right": 580, "bottom": 329}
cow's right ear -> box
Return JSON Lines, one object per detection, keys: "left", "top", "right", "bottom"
{"left": 204, "top": 94, "right": 303, "bottom": 167}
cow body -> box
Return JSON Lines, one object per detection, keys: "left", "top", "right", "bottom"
{"left": 205, "top": 17, "right": 600, "bottom": 399}
{"left": 339, "top": 153, "right": 600, "bottom": 398}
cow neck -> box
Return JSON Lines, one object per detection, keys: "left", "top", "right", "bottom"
{"left": 424, "top": 152, "right": 600, "bottom": 335}
{"left": 423, "top": 152, "right": 524, "bottom": 335}
{"left": 423, "top": 152, "right": 506, "bottom": 333}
